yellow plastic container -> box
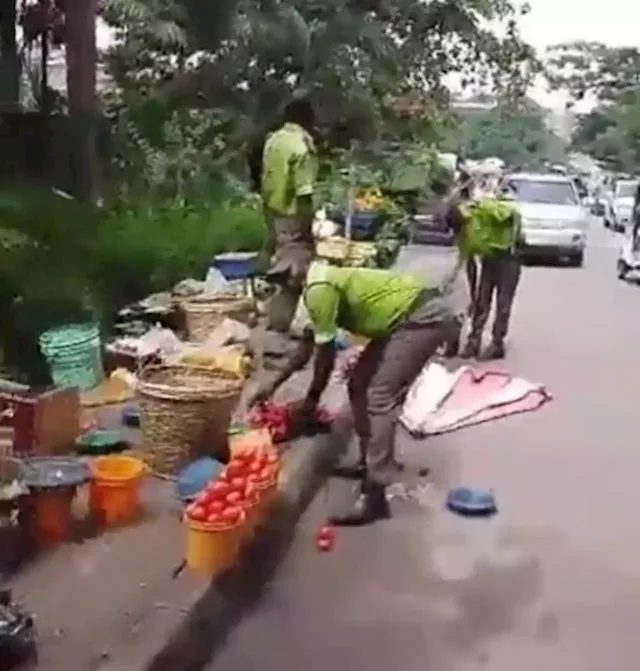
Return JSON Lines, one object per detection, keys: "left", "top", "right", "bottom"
{"left": 90, "top": 455, "right": 146, "bottom": 528}
{"left": 185, "top": 512, "right": 245, "bottom": 576}
{"left": 255, "top": 473, "right": 279, "bottom": 518}
{"left": 241, "top": 494, "right": 262, "bottom": 540}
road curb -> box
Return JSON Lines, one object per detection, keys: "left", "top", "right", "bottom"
{"left": 144, "top": 417, "right": 351, "bottom": 671}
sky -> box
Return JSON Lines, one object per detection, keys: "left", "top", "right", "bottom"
{"left": 520, "top": 0, "right": 640, "bottom": 109}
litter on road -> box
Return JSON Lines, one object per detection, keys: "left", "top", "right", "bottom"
{"left": 401, "top": 361, "right": 551, "bottom": 436}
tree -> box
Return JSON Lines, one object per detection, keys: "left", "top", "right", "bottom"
{"left": 546, "top": 41, "right": 640, "bottom": 101}
{"left": 546, "top": 40, "right": 640, "bottom": 171}
{"left": 570, "top": 93, "right": 640, "bottom": 171}
{"left": 449, "top": 103, "right": 564, "bottom": 167}
{"left": 101, "top": 0, "right": 540, "bottom": 151}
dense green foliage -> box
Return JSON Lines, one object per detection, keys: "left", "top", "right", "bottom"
{"left": 444, "top": 103, "right": 564, "bottom": 167}
{"left": 547, "top": 41, "right": 640, "bottom": 102}
{"left": 570, "top": 94, "right": 640, "bottom": 172}
{"left": 547, "top": 42, "right": 640, "bottom": 171}
{"left": 0, "top": 188, "right": 267, "bottom": 381}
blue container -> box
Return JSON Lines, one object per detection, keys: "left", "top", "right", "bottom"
{"left": 176, "top": 457, "right": 224, "bottom": 502}
{"left": 446, "top": 487, "right": 497, "bottom": 517}
{"left": 348, "top": 212, "right": 377, "bottom": 241}
{"left": 39, "top": 323, "right": 104, "bottom": 391}
{"left": 212, "top": 252, "right": 259, "bottom": 280}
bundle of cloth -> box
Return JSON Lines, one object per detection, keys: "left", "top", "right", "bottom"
{"left": 400, "top": 361, "right": 551, "bottom": 436}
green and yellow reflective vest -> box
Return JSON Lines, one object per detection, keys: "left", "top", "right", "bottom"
{"left": 458, "top": 196, "right": 519, "bottom": 258}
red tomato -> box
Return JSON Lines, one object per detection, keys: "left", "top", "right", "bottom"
{"left": 246, "top": 473, "right": 258, "bottom": 484}
{"left": 225, "top": 461, "right": 245, "bottom": 478}
{"left": 316, "top": 525, "right": 335, "bottom": 541}
{"left": 206, "top": 512, "right": 221, "bottom": 524}
{"left": 197, "top": 493, "right": 213, "bottom": 509}
{"left": 205, "top": 499, "right": 224, "bottom": 516}
{"left": 265, "top": 452, "right": 279, "bottom": 465}
{"left": 231, "top": 477, "right": 247, "bottom": 490}
{"left": 316, "top": 536, "right": 334, "bottom": 552}
{"left": 208, "top": 481, "right": 231, "bottom": 499}
{"left": 245, "top": 483, "right": 257, "bottom": 499}
{"left": 188, "top": 505, "right": 206, "bottom": 522}
{"left": 225, "top": 490, "right": 242, "bottom": 505}
{"left": 247, "top": 460, "right": 262, "bottom": 474}
{"left": 259, "top": 466, "right": 273, "bottom": 480}
{"left": 221, "top": 505, "right": 242, "bottom": 524}
{"left": 236, "top": 449, "right": 257, "bottom": 463}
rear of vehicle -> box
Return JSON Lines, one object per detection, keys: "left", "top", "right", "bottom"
{"left": 506, "top": 173, "right": 588, "bottom": 266}
{"left": 611, "top": 180, "right": 637, "bottom": 233}
{"left": 411, "top": 210, "right": 455, "bottom": 246}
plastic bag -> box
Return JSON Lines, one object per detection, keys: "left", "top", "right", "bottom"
{"left": 204, "top": 318, "right": 251, "bottom": 349}
{"left": 203, "top": 267, "right": 230, "bottom": 292}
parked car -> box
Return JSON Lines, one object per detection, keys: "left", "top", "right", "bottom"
{"left": 611, "top": 179, "right": 638, "bottom": 233}
{"left": 505, "top": 172, "right": 589, "bottom": 267}
{"left": 411, "top": 207, "right": 455, "bottom": 246}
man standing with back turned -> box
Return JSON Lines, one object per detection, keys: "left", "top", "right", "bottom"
{"left": 460, "top": 181, "right": 523, "bottom": 360}
{"left": 260, "top": 90, "right": 318, "bottom": 331}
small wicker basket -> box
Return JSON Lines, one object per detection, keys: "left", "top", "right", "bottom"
{"left": 181, "top": 293, "right": 256, "bottom": 342}
{"left": 136, "top": 365, "right": 243, "bottom": 475}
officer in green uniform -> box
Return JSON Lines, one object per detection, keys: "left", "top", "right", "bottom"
{"left": 251, "top": 260, "right": 461, "bottom": 526}
{"left": 460, "top": 188, "right": 523, "bottom": 360}
{"left": 260, "top": 90, "right": 318, "bottom": 331}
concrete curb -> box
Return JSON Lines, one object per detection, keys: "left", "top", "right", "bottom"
{"left": 144, "top": 417, "right": 352, "bottom": 671}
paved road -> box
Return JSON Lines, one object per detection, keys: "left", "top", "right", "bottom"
{"left": 210, "top": 222, "right": 640, "bottom": 671}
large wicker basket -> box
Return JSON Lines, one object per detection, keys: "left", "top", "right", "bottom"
{"left": 136, "top": 365, "right": 243, "bottom": 475}
{"left": 181, "top": 293, "right": 256, "bottom": 342}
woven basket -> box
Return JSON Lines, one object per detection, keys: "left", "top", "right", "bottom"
{"left": 181, "top": 293, "right": 256, "bottom": 342}
{"left": 136, "top": 366, "right": 243, "bottom": 475}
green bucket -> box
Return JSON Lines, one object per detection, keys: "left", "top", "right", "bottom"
{"left": 39, "top": 323, "right": 104, "bottom": 390}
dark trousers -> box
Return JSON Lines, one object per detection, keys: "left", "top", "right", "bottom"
{"left": 348, "top": 298, "right": 458, "bottom": 485}
{"left": 265, "top": 217, "right": 315, "bottom": 332}
{"left": 468, "top": 256, "right": 521, "bottom": 346}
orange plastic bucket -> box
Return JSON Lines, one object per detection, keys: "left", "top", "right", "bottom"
{"left": 185, "top": 511, "right": 245, "bottom": 576}
{"left": 90, "top": 456, "right": 146, "bottom": 528}
{"left": 31, "top": 488, "right": 74, "bottom": 547}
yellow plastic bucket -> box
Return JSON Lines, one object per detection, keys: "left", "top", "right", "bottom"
{"left": 255, "top": 472, "right": 278, "bottom": 517}
{"left": 241, "top": 494, "right": 263, "bottom": 540}
{"left": 185, "top": 511, "right": 245, "bottom": 576}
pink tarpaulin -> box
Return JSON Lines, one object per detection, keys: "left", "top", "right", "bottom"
{"left": 400, "top": 362, "right": 552, "bottom": 437}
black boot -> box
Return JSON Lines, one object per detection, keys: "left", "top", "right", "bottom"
{"left": 330, "top": 481, "right": 391, "bottom": 527}
{"left": 331, "top": 461, "right": 366, "bottom": 479}
{"left": 460, "top": 340, "right": 479, "bottom": 359}
{"left": 481, "top": 341, "right": 505, "bottom": 360}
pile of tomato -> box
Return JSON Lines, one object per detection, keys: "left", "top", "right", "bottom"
{"left": 184, "top": 447, "right": 280, "bottom": 527}
{"left": 248, "top": 401, "right": 332, "bottom": 442}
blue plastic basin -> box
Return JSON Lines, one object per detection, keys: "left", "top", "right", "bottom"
{"left": 212, "top": 252, "right": 259, "bottom": 280}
